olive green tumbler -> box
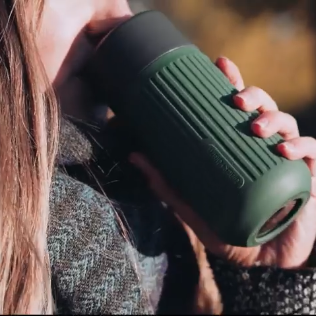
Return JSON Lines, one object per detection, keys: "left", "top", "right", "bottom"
{"left": 88, "top": 10, "right": 312, "bottom": 247}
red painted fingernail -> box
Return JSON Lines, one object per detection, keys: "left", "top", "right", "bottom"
{"left": 219, "top": 56, "right": 229, "bottom": 61}
{"left": 253, "top": 118, "right": 269, "bottom": 129}
{"left": 280, "top": 142, "right": 295, "bottom": 152}
{"left": 216, "top": 56, "right": 230, "bottom": 65}
{"left": 233, "top": 95, "right": 246, "bottom": 106}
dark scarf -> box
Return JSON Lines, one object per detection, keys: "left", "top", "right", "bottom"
{"left": 48, "top": 116, "right": 316, "bottom": 315}
{"left": 48, "top": 117, "right": 199, "bottom": 314}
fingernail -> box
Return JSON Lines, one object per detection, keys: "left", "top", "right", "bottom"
{"left": 216, "top": 56, "right": 230, "bottom": 65}
{"left": 280, "top": 142, "right": 295, "bottom": 152}
{"left": 219, "top": 56, "right": 229, "bottom": 61}
{"left": 253, "top": 118, "right": 269, "bottom": 129}
{"left": 233, "top": 94, "right": 246, "bottom": 106}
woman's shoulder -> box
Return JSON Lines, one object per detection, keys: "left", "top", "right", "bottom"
{"left": 48, "top": 117, "right": 171, "bottom": 314}
{"left": 48, "top": 170, "right": 155, "bottom": 314}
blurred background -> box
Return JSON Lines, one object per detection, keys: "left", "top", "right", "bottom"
{"left": 128, "top": 0, "right": 316, "bottom": 136}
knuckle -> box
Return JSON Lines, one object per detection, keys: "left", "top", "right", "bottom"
{"left": 247, "top": 85, "right": 262, "bottom": 94}
{"left": 250, "top": 86, "right": 277, "bottom": 109}
{"left": 307, "top": 136, "right": 316, "bottom": 145}
{"left": 282, "top": 112, "right": 297, "bottom": 125}
{"left": 231, "top": 63, "right": 241, "bottom": 75}
{"left": 290, "top": 115, "right": 298, "bottom": 128}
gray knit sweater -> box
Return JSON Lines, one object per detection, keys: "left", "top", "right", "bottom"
{"left": 48, "top": 117, "right": 316, "bottom": 314}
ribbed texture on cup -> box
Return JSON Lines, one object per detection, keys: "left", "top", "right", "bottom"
{"left": 141, "top": 53, "right": 284, "bottom": 181}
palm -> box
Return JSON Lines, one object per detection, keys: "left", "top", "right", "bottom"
{"left": 131, "top": 154, "right": 316, "bottom": 270}
{"left": 215, "top": 196, "right": 316, "bottom": 268}
{"left": 260, "top": 197, "right": 316, "bottom": 268}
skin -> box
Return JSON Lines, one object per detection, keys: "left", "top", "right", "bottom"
{"left": 36, "top": 0, "right": 316, "bottom": 269}
{"left": 36, "top": 0, "right": 132, "bottom": 117}
{"left": 131, "top": 57, "right": 316, "bottom": 269}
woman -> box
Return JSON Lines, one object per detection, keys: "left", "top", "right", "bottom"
{"left": 2, "top": 0, "right": 316, "bottom": 314}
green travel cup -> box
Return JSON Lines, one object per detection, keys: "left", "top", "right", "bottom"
{"left": 88, "top": 10, "right": 312, "bottom": 247}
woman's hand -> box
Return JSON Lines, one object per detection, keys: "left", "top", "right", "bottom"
{"left": 130, "top": 56, "right": 316, "bottom": 269}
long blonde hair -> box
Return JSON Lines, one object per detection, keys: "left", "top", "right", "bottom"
{"left": 0, "top": 0, "right": 58, "bottom": 313}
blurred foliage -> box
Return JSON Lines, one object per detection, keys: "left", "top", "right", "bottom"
{"left": 149, "top": 0, "right": 316, "bottom": 118}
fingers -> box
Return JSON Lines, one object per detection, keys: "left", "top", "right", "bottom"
{"left": 218, "top": 58, "right": 315, "bottom": 180}
{"left": 251, "top": 111, "right": 299, "bottom": 140}
{"left": 215, "top": 57, "right": 245, "bottom": 91}
{"left": 277, "top": 137, "right": 316, "bottom": 162}
{"left": 234, "top": 86, "right": 278, "bottom": 112}
{"left": 255, "top": 123, "right": 316, "bottom": 178}
{"left": 277, "top": 137, "right": 316, "bottom": 193}
{"left": 216, "top": 57, "right": 278, "bottom": 113}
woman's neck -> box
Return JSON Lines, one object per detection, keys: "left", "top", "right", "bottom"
{"left": 57, "top": 76, "right": 111, "bottom": 122}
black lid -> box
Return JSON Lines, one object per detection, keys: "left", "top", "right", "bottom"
{"left": 88, "top": 10, "right": 191, "bottom": 99}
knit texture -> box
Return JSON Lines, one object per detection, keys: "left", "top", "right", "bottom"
{"left": 49, "top": 116, "right": 316, "bottom": 315}
{"left": 49, "top": 118, "right": 170, "bottom": 314}
{"left": 207, "top": 253, "right": 316, "bottom": 315}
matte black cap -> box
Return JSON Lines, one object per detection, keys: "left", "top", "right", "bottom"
{"left": 88, "top": 10, "right": 192, "bottom": 99}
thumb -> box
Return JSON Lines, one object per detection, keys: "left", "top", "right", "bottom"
{"left": 129, "top": 152, "right": 181, "bottom": 207}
